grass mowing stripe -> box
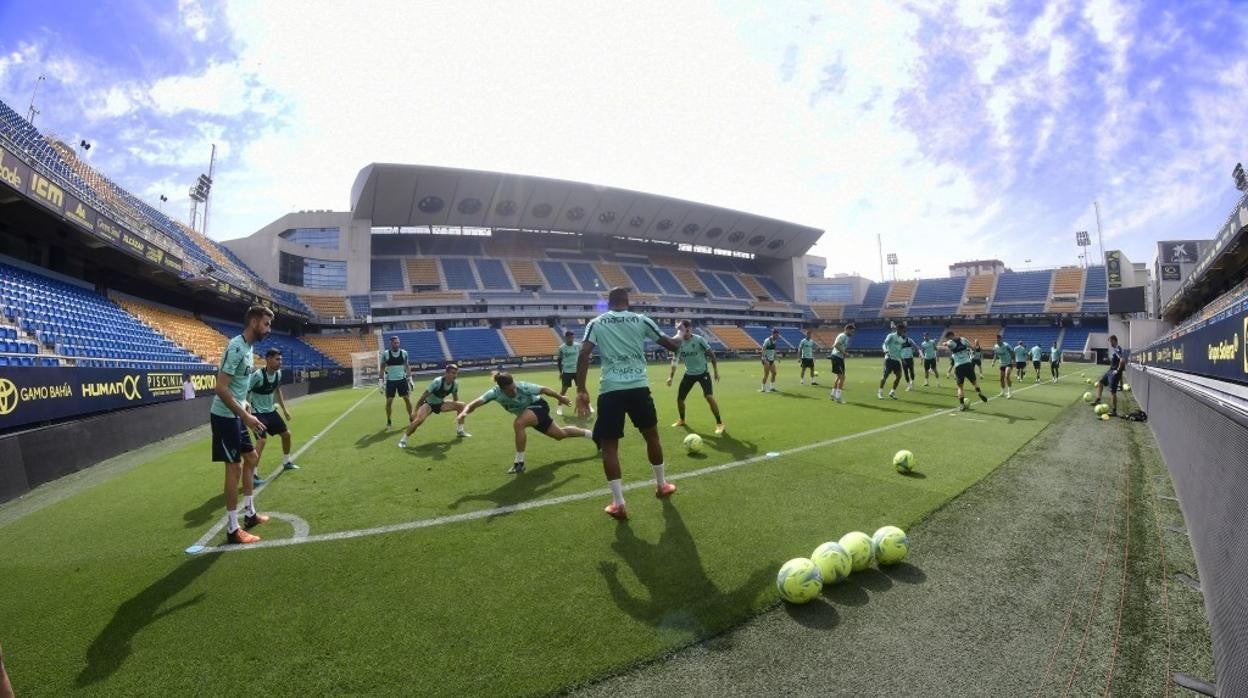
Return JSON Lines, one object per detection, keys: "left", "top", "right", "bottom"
{"left": 1103, "top": 442, "right": 1135, "bottom": 696}
{"left": 191, "top": 383, "right": 1043, "bottom": 555}
{"left": 186, "top": 389, "right": 376, "bottom": 552}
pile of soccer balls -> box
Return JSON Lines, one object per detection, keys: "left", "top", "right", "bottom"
{"left": 776, "top": 526, "right": 910, "bottom": 604}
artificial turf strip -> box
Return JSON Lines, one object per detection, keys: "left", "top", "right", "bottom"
{"left": 0, "top": 359, "right": 1111, "bottom": 695}
{"left": 575, "top": 391, "right": 1215, "bottom": 697}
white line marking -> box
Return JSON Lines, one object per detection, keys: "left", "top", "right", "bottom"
{"left": 188, "top": 390, "right": 375, "bottom": 551}
{"left": 190, "top": 383, "right": 1047, "bottom": 554}
{"left": 266, "top": 512, "right": 310, "bottom": 539}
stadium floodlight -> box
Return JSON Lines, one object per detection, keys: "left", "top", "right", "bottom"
{"left": 886, "top": 253, "right": 898, "bottom": 265}
{"left": 1075, "top": 230, "right": 1090, "bottom": 246}
{"left": 1234, "top": 162, "right": 1247, "bottom": 193}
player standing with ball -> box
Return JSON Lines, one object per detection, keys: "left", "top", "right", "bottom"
{"left": 665, "top": 320, "right": 724, "bottom": 434}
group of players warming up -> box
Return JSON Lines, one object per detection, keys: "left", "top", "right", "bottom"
{"left": 207, "top": 297, "right": 1123, "bottom": 543}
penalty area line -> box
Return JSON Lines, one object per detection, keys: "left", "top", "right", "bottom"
{"left": 188, "top": 383, "right": 1044, "bottom": 555}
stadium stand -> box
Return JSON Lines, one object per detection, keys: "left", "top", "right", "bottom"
{"left": 473, "top": 258, "right": 514, "bottom": 291}
{"left": 959, "top": 274, "right": 997, "bottom": 314}
{"left": 739, "top": 275, "right": 768, "bottom": 299}
{"left": 1001, "top": 325, "right": 1061, "bottom": 352}
{"left": 911, "top": 277, "right": 966, "bottom": 316}
{"left": 595, "top": 263, "right": 632, "bottom": 290}
{"left": 716, "top": 273, "right": 753, "bottom": 300}
{"left": 392, "top": 329, "right": 447, "bottom": 364}
{"left": 672, "top": 268, "right": 707, "bottom": 295}
{"left": 708, "top": 325, "right": 759, "bottom": 350}
{"left": 695, "top": 271, "right": 732, "bottom": 299}
{"left": 1059, "top": 321, "right": 1106, "bottom": 353}
{"left": 348, "top": 295, "right": 371, "bottom": 317}
{"left": 501, "top": 326, "right": 560, "bottom": 357}
{"left": 405, "top": 258, "right": 441, "bottom": 287}
{"left": 370, "top": 259, "right": 405, "bottom": 291}
{"left": 444, "top": 327, "right": 508, "bottom": 360}
{"left": 205, "top": 319, "right": 336, "bottom": 368}
{"left": 111, "top": 297, "right": 225, "bottom": 367}
{"left": 420, "top": 236, "right": 482, "bottom": 256}
{"left": 1046, "top": 267, "right": 1085, "bottom": 312}
{"left": 300, "top": 295, "right": 349, "bottom": 318}
{"left": 696, "top": 256, "right": 738, "bottom": 272}
{"left": 743, "top": 325, "right": 785, "bottom": 348}
{"left": 506, "top": 259, "right": 546, "bottom": 289}
{"left": 882, "top": 280, "right": 917, "bottom": 317}
{"left": 390, "top": 291, "right": 468, "bottom": 302}
{"left": 537, "top": 261, "right": 578, "bottom": 291}
{"left": 699, "top": 329, "right": 726, "bottom": 352}
{"left": 302, "top": 333, "right": 377, "bottom": 368}
{"left": 991, "top": 270, "right": 1053, "bottom": 313}
{"left": 1082, "top": 266, "right": 1108, "bottom": 313}
{"left": 857, "top": 283, "right": 890, "bottom": 317}
{"left": 371, "top": 234, "right": 420, "bottom": 256}
{"left": 809, "top": 304, "right": 845, "bottom": 322}
{"left": 440, "top": 258, "right": 479, "bottom": 290}
{"left": 946, "top": 325, "right": 1002, "bottom": 349}
{"left": 622, "top": 265, "right": 662, "bottom": 294}
{"left": 566, "top": 262, "right": 605, "bottom": 292}
{"left": 849, "top": 326, "right": 890, "bottom": 348}
{"left": 810, "top": 327, "right": 841, "bottom": 348}
{"left": 648, "top": 267, "right": 688, "bottom": 296}
{"left": 776, "top": 327, "right": 806, "bottom": 348}
{"left": 754, "top": 275, "right": 792, "bottom": 302}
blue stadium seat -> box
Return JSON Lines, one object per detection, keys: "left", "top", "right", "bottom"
{"left": 1001, "top": 325, "right": 1062, "bottom": 353}
{"left": 371, "top": 234, "right": 421, "bottom": 256}
{"left": 715, "top": 274, "right": 753, "bottom": 300}
{"left": 649, "top": 268, "right": 688, "bottom": 295}
{"left": 440, "top": 258, "right": 479, "bottom": 290}
{"left": 565, "top": 262, "right": 605, "bottom": 292}
{"left": 538, "top": 261, "right": 578, "bottom": 291}
{"left": 755, "top": 276, "right": 792, "bottom": 302}
{"left": 207, "top": 319, "right": 338, "bottom": 368}
{"left": 622, "top": 266, "right": 661, "bottom": 294}
{"left": 993, "top": 270, "right": 1053, "bottom": 304}
{"left": 911, "top": 278, "right": 966, "bottom": 307}
{"left": 694, "top": 271, "right": 731, "bottom": 298}
{"left": 473, "top": 258, "right": 514, "bottom": 290}
{"left": 348, "top": 295, "right": 371, "bottom": 316}
{"left": 776, "top": 327, "right": 806, "bottom": 348}
{"left": 1083, "top": 266, "right": 1108, "bottom": 300}
{"left": 858, "top": 283, "right": 890, "bottom": 314}
{"left": 392, "top": 330, "right": 447, "bottom": 365}
{"left": 444, "top": 327, "right": 507, "bottom": 360}
{"left": 370, "top": 259, "right": 405, "bottom": 291}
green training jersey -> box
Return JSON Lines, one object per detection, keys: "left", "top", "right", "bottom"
{"left": 246, "top": 368, "right": 281, "bottom": 414}
{"left": 994, "top": 342, "right": 1012, "bottom": 363}
{"left": 947, "top": 337, "right": 974, "bottom": 366}
{"left": 1013, "top": 345, "right": 1028, "bottom": 362}
{"left": 883, "top": 332, "right": 906, "bottom": 360}
{"left": 425, "top": 376, "right": 459, "bottom": 405}
{"left": 830, "top": 332, "right": 849, "bottom": 358}
{"left": 557, "top": 342, "right": 580, "bottom": 373}
{"left": 210, "top": 335, "right": 255, "bottom": 418}
{"left": 920, "top": 339, "right": 938, "bottom": 360}
{"left": 762, "top": 336, "right": 778, "bottom": 362}
{"left": 583, "top": 310, "right": 663, "bottom": 394}
{"left": 479, "top": 381, "right": 543, "bottom": 416}
{"left": 676, "top": 333, "right": 712, "bottom": 375}
{"left": 798, "top": 338, "right": 815, "bottom": 360}
{"left": 901, "top": 339, "right": 916, "bottom": 359}
{"left": 380, "top": 349, "right": 409, "bottom": 381}
{"left": 1050, "top": 347, "right": 1061, "bottom": 364}
{"left": 1030, "top": 345, "right": 1042, "bottom": 361}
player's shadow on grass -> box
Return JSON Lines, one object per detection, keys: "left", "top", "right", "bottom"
{"left": 704, "top": 433, "right": 758, "bottom": 461}
{"left": 599, "top": 500, "right": 775, "bottom": 643}
{"left": 76, "top": 553, "right": 218, "bottom": 687}
{"left": 447, "top": 454, "right": 595, "bottom": 514}
{"left": 403, "top": 437, "right": 468, "bottom": 461}
{"left": 182, "top": 494, "right": 224, "bottom": 529}
{"left": 850, "top": 402, "right": 911, "bottom": 415}
{"left": 975, "top": 410, "right": 1037, "bottom": 424}
{"left": 355, "top": 429, "right": 395, "bottom": 449}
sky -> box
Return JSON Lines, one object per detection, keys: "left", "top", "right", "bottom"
{"left": 0, "top": 0, "right": 1245, "bottom": 281}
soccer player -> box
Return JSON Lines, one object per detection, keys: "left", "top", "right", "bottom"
{"left": 828, "top": 322, "right": 854, "bottom": 403}
{"left": 1050, "top": 343, "right": 1062, "bottom": 382}
{"left": 990, "top": 334, "right": 1014, "bottom": 398}
{"left": 575, "top": 287, "right": 684, "bottom": 520}
{"left": 920, "top": 332, "right": 940, "bottom": 387}
{"left": 398, "top": 363, "right": 470, "bottom": 448}
{"left": 554, "top": 330, "right": 582, "bottom": 417}
{"left": 1094, "top": 334, "right": 1128, "bottom": 416}
{"left": 666, "top": 320, "right": 724, "bottom": 433}
{"left": 878, "top": 322, "right": 907, "bottom": 400}
{"left": 900, "top": 332, "right": 919, "bottom": 391}
{"left": 760, "top": 328, "right": 780, "bottom": 392}
{"left": 1030, "top": 343, "right": 1043, "bottom": 383}
{"left": 458, "top": 371, "right": 591, "bottom": 474}
{"left": 1013, "top": 340, "right": 1028, "bottom": 381}
{"left": 973, "top": 339, "right": 985, "bottom": 378}
{"left": 944, "top": 331, "right": 990, "bottom": 411}
{"left": 379, "top": 336, "right": 413, "bottom": 429}
{"left": 248, "top": 349, "right": 298, "bottom": 474}
{"left": 798, "top": 329, "right": 817, "bottom": 385}
{"left": 210, "top": 305, "right": 273, "bottom": 545}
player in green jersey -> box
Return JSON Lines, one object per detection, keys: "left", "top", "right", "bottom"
{"left": 944, "top": 331, "right": 990, "bottom": 411}
{"left": 666, "top": 320, "right": 724, "bottom": 433}
{"left": 990, "top": 334, "right": 1014, "bottom": 398}
{"left": 398, "top": 363, "right": 470, "bottom": 448}
{"left": 798, "top": 329, "right": 818, "bottom": 385}
{"left": 760, "top": 328, "right": 781, "bottom": 392}
{"left": 458, "top": 371, "right": 591, "bottom": 474}
{"left": 828, "top": 323, "right": 854, "bottom": 403}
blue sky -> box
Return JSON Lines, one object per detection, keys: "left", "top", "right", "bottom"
{"left": 1, "top": 0, "right": 1245, "bottom": 280}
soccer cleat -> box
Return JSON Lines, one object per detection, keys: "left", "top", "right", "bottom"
{"left": 282, "top": 461, "right": 300, "bottom": 471}
{"left": 386, "top": 420, "right": 392, "bottom": 430}
{"left": 397, "top": 438, "right": 407, "bottom": 449}
{"left": 1006, "top": 392, "right": 1012, "bottom": 399}
{"left": 604, "top": 503, "right": 628, "bottom": 520}
{"left": 811, "top": 380, "right": 819, "bottom": 385}
{"left": 457, "top": 429, "right": 471, "bottom": 438}
{"left": 889, "top": 391, "right": 898, "bottom": 400}
{"left": 243, "top": 512, "right": 269, "bottom": 529}
{"left": 655, "top": 482, "right": 677, "bottom": 498}
{"left": 959, "top": 401, "right": 968, "bottom": 411}
{"left": 226, "top": 528, "right": 261, "bottom": 545}
{"left": 252, "top": 474, "right": 265, "bottom": 487}
{"left": 506, "top": 462, "right": 526, "bottom": 474}
{"left": 836, "top": 395, "right": 846, "bottom": 404}
{"left": 671, "top": 419, "right": 686, "bottom": 428}
{"left": 924, "top": 381, "right": 929, "bottom": 387}
{"left": 714, "top": 423, "right": 725, "bottom": 435}
{"left": 799, "top": 379, "right": 804, "bottom": 385}
{"left": 877, "top": 390, "right": 884, "bottom": 399}
{"left": 979, "top": 391, "right": 989, "bottom": 403}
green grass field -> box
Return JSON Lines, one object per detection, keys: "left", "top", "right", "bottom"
{"left": 0, "top": 359, "right": 1189, "bottom": 695}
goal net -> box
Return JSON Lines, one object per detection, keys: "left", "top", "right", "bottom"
{"left": 352, "top": 351, "right": 381, "bottom": 390}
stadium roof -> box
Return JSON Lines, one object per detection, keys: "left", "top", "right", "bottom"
{"left": 349, "top": 164, "right": 822, "bottom": 259}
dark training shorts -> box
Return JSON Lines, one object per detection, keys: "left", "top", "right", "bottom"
{"left": 830, "top": 356, "right": 845, "bottom": 375}
{"left": 211, "top": 413, "right": 255, "bottom": 463}
{"left": 677, "top": 372, "right": 713, "bottom": 401}
{"left": 526, "top": 398, "right": 555, "bottom": 433}
{"left": 252, "top": 410, "right": 288, "bottom": 440}
{"left": 385, "top": 379, "right": 410, "bottom": 398}
{"left": 593, "top": 388, "right": 658, "bottom": 441}
{"left": 560, "top": 372, "right": 576, "bottom": 391}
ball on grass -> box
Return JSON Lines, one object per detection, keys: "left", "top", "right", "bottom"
{"left": 838, "top": 531, "right": 874, "bottom": 572}
{"left": 1082, "top": 391, "right": 1093, "bottom": 403}
{"left": 683, "top": 433, "right": 703, "bottom": 454}
{"left": 776, "top": 557, "right": 823, "bottom": 604}
{"left": 811, "top": 542, "right": 852, "bottom": 584}
{"left": 1123, "top": 383, "right": 1131, "bottom": 392}
{"left": 893, "top": 449, "right": 915, "bottom": 473}
{"left": 1094, "top": 404, "right": 1109, "bottom": 416}
{"left": 1100, "top": 413, "right": 1111, "bottom": 421}
{"left": 872, "top": 526, "right": 909, "bottom": 565}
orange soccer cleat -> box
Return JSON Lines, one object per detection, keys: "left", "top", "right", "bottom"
{"left": 603, "top": 503, "right": 629, "bottom": 521}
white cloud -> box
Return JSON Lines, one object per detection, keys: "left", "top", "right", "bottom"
{"left": 178, "top": 0, "right": 212, "bottom": 42}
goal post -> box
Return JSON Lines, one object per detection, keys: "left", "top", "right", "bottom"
{"left": 352, "top": 351, "right": 380, "bottom": 390}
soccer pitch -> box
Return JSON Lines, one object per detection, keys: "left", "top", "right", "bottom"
{"left": 0, "top": 358, "right": 1119, "bottom": 694}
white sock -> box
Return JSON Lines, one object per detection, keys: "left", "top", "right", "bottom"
{"left": 457, "top": 423, "right": 466, "bottom": 433}
{"left": 580, "top": 427, "right": 592, "bottom": 438}
{"left": 243, "top": 495, "right": 255, "bottom": 516}
{"left": 515, "top": 451, "right": 525, "bottom": 463}
{"left": 608, "top": 479, "right": 625, "bottom": 505}
{"left": 652, "top": 463, "right": 667, "bottom": 487}
{"left": 227, "top": 509, "right": 239, "bottom": 533}
{"left": 283, "top": 454, "right": 292, "bottom": 464}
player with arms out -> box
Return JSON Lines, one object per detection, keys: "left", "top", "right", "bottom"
{"left": 209, "top": 305, "right": 273, "bottom": 545}
{"left": 379, "top": 336, "right": 413, "bottom": 429}
{"left": 459, "top": 371, "right": 592, "bottom": 474}
{"left": 554, "top": 330, "right": 588, "bottom": 416}
{"left": 398, "top": 363, "right": 470, "bottom": 448}
{"left": 576, "top": 287, "right": 684, "bottom": 520}
{"left": 1030, "top": 343, "right": 1043, "bottom": 383}
{"left": 247, "top": 349, "right": 298, "bottom": 475}
{"left": 666, "top": 320, "right": 724, "bottom": 434}
{"left": 990, "top": 334, "right": 1014, "bottom": 398}
{"left": 1094, "top": 334, "right": 1128, "bottom": 416}
{"left": 878, "top": 322, "right": 907, "bottom": 400}
{"left": 798, "top": 329, "right": 818, "bottom": 385}
{"left": 760, "top": 328, "right": 780, "bottom": 392}
{"left": 944, "top": 331, "right": 990, "bottom": 411}
{"left": 920, "top": 332, "right": 940, "bottom": 387}
{"left": 828, "top": 322, "right": 854, "bottom": 403}
{"left": 1049, "top": 342, "right": 1062, "bottom": 383}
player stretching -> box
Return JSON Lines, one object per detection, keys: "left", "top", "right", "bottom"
{"left": 991, "top": 334, "right": 1014, "bottom": 398}
{"left": 666, "top": 320, "right": 724, "bottom": 433}
{"left": 798, "top": 329, "right": 818, "bottom": 385}
{"left": 1013, "top": 340, "right": 1028, "bottom": 382}
{"left": 760, "top": 328, "right": 780, "bottom": 392}
{"left": 944, "top": 331, "right": 989, "bottom": 410}
{"left": 1094, "top": 335, "right": 1128, "bottom": 416}
{"left": 919, "top": 332, "right": 941, "bottom": 387}
{"left": 554, "top": 330, "right": 585, "bottom": 417}
{"left": 1030, "top": 344, "right": 1043, "bottom": 383}
{"left": 878, "top": 322, "right": 907, "bottom": 399}
{"left": 828, "top": 323, "right": 854, "bottom": 403}
{"left": 248, "top": 349, "right": 298, "bottom": 474}
{"left": 459, "top": 371, "right": 591, "bottom": 474}
{"left": 576, "top": 287, "right": 684, "bottom": 520}
{"left": 398, "top": 364, "right": 470, "bottom": 447}
{"left": 210, "top": 305, "right": 273, "bottom": 545}
{"left": 380, "top": 336, "right": 413, "bottom": 429}
{"left": 1049, "top": 343, "right": 1062, "bottom": 382}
